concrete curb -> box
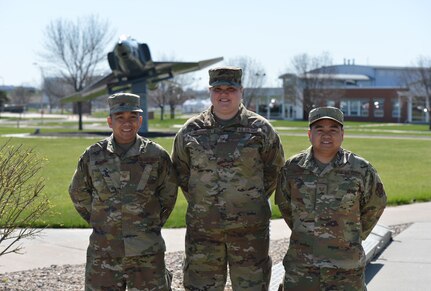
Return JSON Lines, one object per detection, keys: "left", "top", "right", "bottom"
{"left": 363, "top": 224, "right": 392, "bottom": 264}
{"left": 269, "top": 223, "right": 393, "bottom": 290}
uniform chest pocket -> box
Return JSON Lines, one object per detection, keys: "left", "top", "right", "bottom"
{"left": 288, "top": 175, "right": 316, "bottom": 211}
{"left": 187, "top": 139, "right": 215, "bottom": 170}
{"left": 239, "top": 134, "right": 263, "bottom": 162}
{"left": 329, "top": 172, "right": 364, "bottom": 211}
{"left": 218, "top": 132, "right": 263, "bottom": 165}
{"left": 90, "top": 167, "right": 117, "bottom": 206}
{"left": 89, "top": 160, "right": 119, "bottom": 200}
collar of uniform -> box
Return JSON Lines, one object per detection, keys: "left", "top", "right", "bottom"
{"left": 296, "top": 146, "right": 314, "bottom": 170}
{"left": 106, "top": 134, "right": 143, "bottom": 157}
{"left": 334, "top": 148, "right": 349, "bottom": 166}
{"left": 206, "top": 104, "right": 248, "bottom": 127}
{"left": 237, "top": 104, "right": 252, "bottom": 127}
{"left": 297, "top": 147, "right": 347, "bottom": 170}
{"left": 106, "top": 134, "right": 116, "bottom": 153}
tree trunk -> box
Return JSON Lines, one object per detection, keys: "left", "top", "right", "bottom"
{"left": 78, "top": 102, "right": 83, "bottom": 131}
{"left": 160, "top": 106, "right": 164, "bottom": 121}
{"left": 170, "top": 106, "right": 175, "bottom": 119}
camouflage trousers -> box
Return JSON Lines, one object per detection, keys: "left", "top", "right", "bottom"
{"left": 85, "top": 252, "right": 172, "bottom": 291}
{"left": 183, "top": 225, "right": 272, "bottom": 291}
{"left": 282, "top": 263, "right": 366, "bottom": 291}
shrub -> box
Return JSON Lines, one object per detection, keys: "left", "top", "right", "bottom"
{"left": 0, "top": 139, "right": 51, "bottom": 256}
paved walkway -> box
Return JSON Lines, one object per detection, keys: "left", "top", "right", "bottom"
{"left": 1, "top": 202, "right": 431, "bottom": 290}
{"left": 366, "top": 221, "right": 431, "bottom": 290}
{"left": 0, "top": 219, "right": 290, "bottom": 274}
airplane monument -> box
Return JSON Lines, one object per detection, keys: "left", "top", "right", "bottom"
{"left": 62, "top": 35, "right": 223, "bottom": 133}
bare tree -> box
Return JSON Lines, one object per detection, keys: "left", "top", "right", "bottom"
{"left": 167, "top": 84, "right": 195, "bottom": 119}
{"left": 228, "top": 56, "right": 267, "bottom": 109}
{"left": 39, "top": 14, "right": 115, "bottom": 130}
{"left": 8, "top": 86, "right": 36, "bottom": 106}
{"left": 148, "top": 82, "right": 169, "bottom": 120}
{"left": 404, "top": 56, "right": 431, "bottom": 130}
{"left": 43, "top": 77, "right": 75, "bottom": 113}
{"left": 167, "top": 73, "right": 196, "bottom": 119}
{"left": 0, "top": 140, "right": 50, "bottom": 257}
{"left": 149, "top": 50, "right": 200, "bottom": 118}
{"left": 287, "top": 52, "right": 343, "bottom": 119}
{"left": 148, "top": 54, "right": 198, "bottom": 119}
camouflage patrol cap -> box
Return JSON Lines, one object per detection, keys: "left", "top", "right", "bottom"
{"left": 108, "top": 93, "right": 143, "bottom": 114}
{"left": 309, "top": 106, "right": 344, "bottom": 126}
{"left": 209, "top": 66, "right": 242, "bottom": 87}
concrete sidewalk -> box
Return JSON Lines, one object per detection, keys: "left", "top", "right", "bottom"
{"left": 0, "top": 219, "right": 290, "bottom": 274}
{"left": 1, "top": 202, "right": 430, "bottom": 287}
{"left": 366, "top": 221, "right": 431, "bottom": 290}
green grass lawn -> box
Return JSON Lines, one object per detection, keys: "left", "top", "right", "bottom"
{"left": 0, "top": 117, "right": 430, "bottom": 228}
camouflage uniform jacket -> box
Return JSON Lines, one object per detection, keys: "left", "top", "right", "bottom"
{"left": 275, "top": 146, "right": 386, "bottom": 269}
{"left": 172, "top": 105, "right": 285, "bottom": 231}
{"left": 69, "top": 134, "right": 178, "bottom": 258}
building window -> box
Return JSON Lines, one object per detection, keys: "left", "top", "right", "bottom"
{"left": 373, "top": 98, "right": 384, "bottom": 117}
{"left": 326, "top": 100, "right": 336, "bottom": 107}
{"left": 350, "top": 100, "right": 361, "bottom": 116}
{"left": 412, "top": 96, "right": 428, "bottom": 122}
{"left": 392, "top": 99, "right": 401, "bottom": 118}
{"left": 340, "top": 99, "right": 369, "bottom": 117}
{"left": 361, "top": 100, "right": 369, "bottom": 117}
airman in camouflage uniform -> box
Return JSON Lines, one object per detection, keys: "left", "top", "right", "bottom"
{"left": 69, "top": 93, "right": 178, "bottom": 291}
{"left": 172, "top": 66, "right": 285, "bottom": 291}
{"left": 275, "top": 107, "right": 387, "bottom": 290}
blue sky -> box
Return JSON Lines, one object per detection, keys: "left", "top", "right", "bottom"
{"left": 0, "top": 0, "right": 430, "bottom": 89}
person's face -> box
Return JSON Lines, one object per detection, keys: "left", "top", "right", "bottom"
{"left": 107, "top": 111, "right": 142, "bottom": 144}
{"left": 209, "top": 85, "right": 243, "bottom": 120}
{"left": 308, "top": 119, "right": 344, "bottom": 159}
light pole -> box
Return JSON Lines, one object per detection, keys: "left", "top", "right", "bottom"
{"left": 33, "top": 63, "right": 45, "bottom": 118}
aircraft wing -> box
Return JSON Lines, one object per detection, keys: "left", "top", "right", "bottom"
{"left": 154, "top": 57, "right": 224, "bottom": 76}
{"left": 61, "top": 57, "right": 223, "bottom": 103}
{"left": 60, "top": 73, "right": 116, "bottom": 103}
{"left": 60, "top": 86, "right": 109, "bottom": 103}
